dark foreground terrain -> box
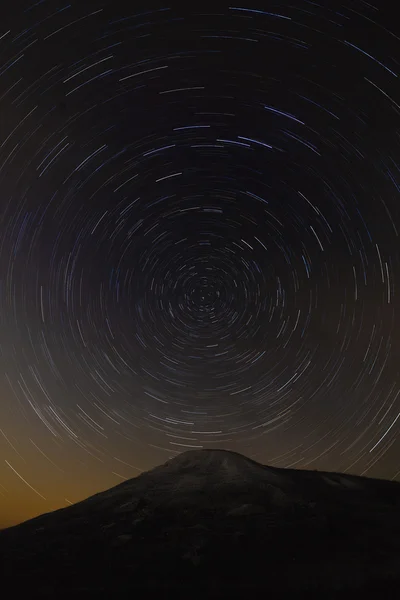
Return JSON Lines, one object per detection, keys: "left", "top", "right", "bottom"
{"left": 1, "top": 449, "right": 400, "bottom": 598}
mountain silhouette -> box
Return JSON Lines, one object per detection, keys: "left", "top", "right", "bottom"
{"left": 1, "top": 448, "right": 400, "bottom": 598}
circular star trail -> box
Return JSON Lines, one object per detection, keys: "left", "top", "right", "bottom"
{"left": 1, "top": 1, "right": 400, "bottom": 526}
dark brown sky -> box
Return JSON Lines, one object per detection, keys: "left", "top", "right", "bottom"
{"left": 1, "top": 0, "right": 400, "bottom": 528}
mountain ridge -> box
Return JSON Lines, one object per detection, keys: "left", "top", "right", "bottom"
{"left": 1, "top": 448, "right": 400, "bottom": 597}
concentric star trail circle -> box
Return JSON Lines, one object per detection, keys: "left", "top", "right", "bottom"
{"left": 1, "top": 1, "right": 400, "bottom": 526}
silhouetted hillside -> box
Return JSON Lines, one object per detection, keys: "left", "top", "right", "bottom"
{"left": 1, "top": 449, "right": 400, "bottom": 598}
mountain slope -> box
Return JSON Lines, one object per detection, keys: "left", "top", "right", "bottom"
{"left": 1, "top": 448, "right": 400, "bottom": 598}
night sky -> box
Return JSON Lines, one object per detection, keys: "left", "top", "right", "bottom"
{"left": 1, "top": 0, "right": 400, "bottom": 528}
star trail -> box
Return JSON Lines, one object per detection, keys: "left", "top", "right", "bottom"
{"left": 1, "top": 0, "right": 400, "bottom": 527}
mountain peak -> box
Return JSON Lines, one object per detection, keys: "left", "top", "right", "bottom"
{"left": 146, "top": 447, "right": 286, "bottom": 488}
{"left": 163, "top": 447, "right": 260, "bottom": 468}
{"left": 2, "top": 449, "right": 400, "bottom": 596}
